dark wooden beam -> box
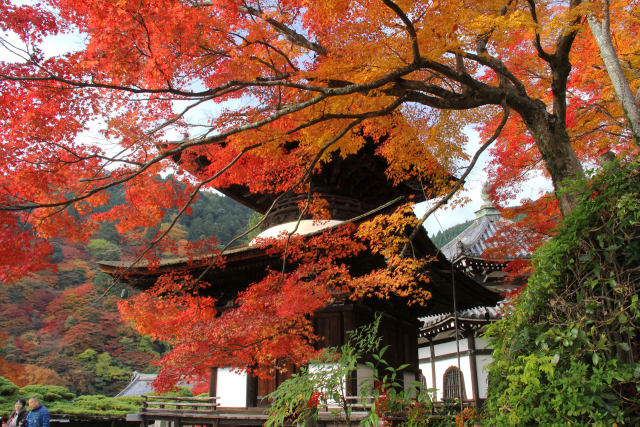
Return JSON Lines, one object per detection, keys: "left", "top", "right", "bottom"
{"left": 209, "top": 367, "right": 218, "bottom": 398}
{"left": 246, "top": 372, "right": 258, "bottom": 407}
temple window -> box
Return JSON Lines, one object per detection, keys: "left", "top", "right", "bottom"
{"left": 443, "top": 366, "right": 466, "bottom": 401}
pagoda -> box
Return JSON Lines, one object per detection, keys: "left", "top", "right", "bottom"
{"left": 99, "top": 140, "right": 499, "bottom": 409}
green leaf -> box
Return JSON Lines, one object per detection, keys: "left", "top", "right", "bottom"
{"left": 379, "top": 345, "right": 390, "bottom": 358}
{"left": 577, "top": 253, "right": 592, "bottom": 262}
{"left": 397, "top": 363, "right": 410, "bottom": 371}
{"left": 618, "top": 342, "right": 631, "bottom": 352}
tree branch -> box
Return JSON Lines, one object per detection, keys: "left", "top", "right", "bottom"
{"left": 381, "top": 0, "right": 421, "bottom": 63}
{"left": 401, "top": 103, "right": 510, "bottom": 257}
{"left": 455, "top": 50, "right": 528, "bottom": 95}
{"left": 238, "top": 5, "right": 328, "bottom": 56}
{"left": 526, "top": 0, "right": 553, "bottom": 62}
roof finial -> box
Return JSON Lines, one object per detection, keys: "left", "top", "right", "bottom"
{"left": 475, "top": 182, "right": 500, "bottom": 218}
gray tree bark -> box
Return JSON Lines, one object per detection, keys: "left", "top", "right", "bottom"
{"left": 587, "top": 0, "right": 640, "bottom": 148}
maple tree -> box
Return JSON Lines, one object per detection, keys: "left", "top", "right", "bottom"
{"left": 0, "top": 0, "right": 638, "bottom": 388}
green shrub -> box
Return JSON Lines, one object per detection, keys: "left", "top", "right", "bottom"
{"left": 149, "top": 386, "right": 193, "bottom": 397}
{"left": 20, "top": 384, "right": 76, "bottom": 402}
{"left": 0, "top": 377, "right": 198, "bottom": 419}
{"left": 53, "top": 394, "right": 144, "bottom": 416}
{"left": 484, "top": 159, "right": 640, "bottom": 425}
{"left": 0, "top": 377, "right": 18, "bottom": 397}
{"left": 0, "top": 377, "right": 21, "bottom": 418}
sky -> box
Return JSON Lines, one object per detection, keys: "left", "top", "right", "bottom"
{"left": 415, "top": 128, "right": 552, "bottom": 236}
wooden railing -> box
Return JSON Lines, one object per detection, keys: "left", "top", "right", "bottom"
{"left": 132, "top": 394, "right": 481, "bottom": 426}
{"left": 141, "top": 395, "right": 220, "bottom": 416}
{"left": 432, "top": 398, "right": 485, "bottom": 411}
{"left": 322, "top": 395, "right": 376, "bottom": 411}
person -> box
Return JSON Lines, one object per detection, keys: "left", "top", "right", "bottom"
{"left": 2, "top": 399, "right": 27, "bottom": 427}
{"left": 25, "top": 397, "right": 49, "bottom": 427}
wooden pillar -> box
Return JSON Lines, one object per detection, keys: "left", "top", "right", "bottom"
{"left": 246, "top": 371, "right": 258, "bottom": 407}
{"left": 429, "top": 339, "right": 437, "bottom": 402}
{"left": 209, "top": 367, "right": 218, "bottom": 397}
{"left": 346, "top": 370, "right": 358, "bottom": 396}
{"left": 466, "top": 330, "right": 481, "bottom": 407}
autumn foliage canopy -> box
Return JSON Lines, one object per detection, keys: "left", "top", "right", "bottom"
{"left": 0, "top": 0, "right": 638, "bottom": 388}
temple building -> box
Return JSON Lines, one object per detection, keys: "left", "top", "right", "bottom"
{"left": 440, "top": 187, "right": 528, "bottom": 293}
{"left": 116, "top": 372, "right": 159, "bottom": 397}
{"left": 99, "top": 142, "right": 499, "bottom": 420}
{"left": 417, "top": 188, "right": 530, "bottom": 407}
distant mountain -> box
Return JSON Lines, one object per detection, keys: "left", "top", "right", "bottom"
{"left": 431, "top": 220, "right": 474, "bottom": 249}
{"left": 93, "top": 179, "right": 254, "bottom": 249}
{"left": 0, "top": 185, "right": 254, "bottom": 396}
{"left": 177, "top": 190, "right": 254, "bottom": 244}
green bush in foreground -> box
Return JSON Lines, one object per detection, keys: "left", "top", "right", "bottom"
{"left": 484, "top": 158, "right": 640, "bottom": 426}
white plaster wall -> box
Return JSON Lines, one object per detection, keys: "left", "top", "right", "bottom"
{"left": 216, "top": 368, "right": 247, "bottom": 407}
{"left": 309, "top": 362, "right": 339, "bottom": 378}
{"left": 476, "top": 355, "right": 492, "bottom": 399}
{"left": 418, "top": 340, "right": 471, "bottom": 401}
{"left": 309, "top": 363, "right": 342, "bottom": 406}
{"left": 418, "top": 346, "right": 430, "bottom": 360}
{"left": 475, "top": 336, "right": 490, "bottom": 348}
{"left": 305, "top": 363, "right": 377, "bottom": 408}
{"left": 420, "top": 355, "right": 473, "bottom": 402}
{"left": 418, "top": 336, "right": 495, "bottom": 401}
{"left": 434, "top": 339, "right": 468, "bottom": 355}
{"left": 356, "top": 364, "right": 374, "bottom": 395}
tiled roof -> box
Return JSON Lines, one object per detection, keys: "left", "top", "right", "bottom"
{"left": 441, "top": 213, "right": 505, "bottom": 260}
{"left": 440, "top": 205, "right": 529, "bottom": 262}
{"left": 419, "top": 301, "right": 508, "bottom": 336}
{"left": 115, "top": 371, "right": 158, "bottom": 397}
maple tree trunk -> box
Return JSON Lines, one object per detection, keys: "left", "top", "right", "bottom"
{"left": 518, "top": 101, "right": 585, "bottom": 217}
{"left": 587, "top": 9, "right": 640, "bottom": 148}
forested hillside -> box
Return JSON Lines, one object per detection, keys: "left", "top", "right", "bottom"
{"left": 0, "top": 186, "right": 252, "bottom": 396}
{"left": 430, "top": 220, "right": 473, "bottom": 248}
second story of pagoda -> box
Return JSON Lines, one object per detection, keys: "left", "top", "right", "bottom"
{"left": 100, "top": 139, "right": 499, "bottom": 315}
